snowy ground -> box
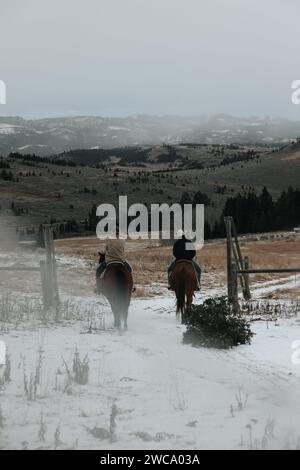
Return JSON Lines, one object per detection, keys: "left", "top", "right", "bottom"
{"left": 1, "top": 249, "right": 300, "bottom": 450}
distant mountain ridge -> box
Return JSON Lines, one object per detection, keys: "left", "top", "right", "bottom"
{"left": 0, "top": 114, "right": 300, "bottom": 156}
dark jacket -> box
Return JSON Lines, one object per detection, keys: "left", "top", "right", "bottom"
{"left": 173, "top": 236, "right": 196, "bottom": 260}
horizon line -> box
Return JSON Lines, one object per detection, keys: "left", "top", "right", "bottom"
{"left": 1, "top": 112, "right": 300, "bottom": 122}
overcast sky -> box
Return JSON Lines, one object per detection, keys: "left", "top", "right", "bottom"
{"left": 0, "top": 0, "right": 300, "bottom": 119}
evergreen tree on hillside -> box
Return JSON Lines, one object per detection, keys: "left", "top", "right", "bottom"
{"left": 180, "top": 192, "right": 193, "bottom": 206}
{"left": 193, "top": 191, "right": 210, "bottom": 206}
{"left": 219, "top": 186, "right": 300, "bottom": 236}
{"left": 88, "top": 203, "right": 98, "bottom": 231}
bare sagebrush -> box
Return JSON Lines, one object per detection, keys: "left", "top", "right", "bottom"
{"left": 35, "top": 347, "right": 44, "bottom": 386}
{"left": 109, "top": 401, "right": 118, "bottom": 439}
{"left": 22, "top": 349, "right": 44, "bottom": 401}
{"left": 264, "top": 417, "right": 275, "bottom": 440}
{"left": 167, "top": 371, "right": 187, "bottom": 411}
{"left": 246, "top": 423, "right": 253, "bottom": 450}
{"left": 0, "top": 295, "right": 44, "bottom": 324}
{"left": 61, "top": 347, "right": 89, "bottom": 392}
{"left": 54, "top": 423, "right": 62, "bottom": 449}
{"left": 61, "top": 358, "right": 73, "bottom": 394}
{"left": 241, "top": 299, "right": 300, "bottom": 322}
{"left": 54, "top": 368, "right": 62, "bottom": 392}
{"left": 0, "top": 405, "right": 4, "bottom": 428}
{"left": 0, "top": 294, "right": 13, "bottom": 322}
{"left": 27, "top": 373, "right": 38, "bottom": 401}
{"left": 72, "top": 348, "right": 89, "bottom": 385}
{"left": 235, "top": 387, "right": 248, "bottom": 411}
{"left": 38, "top": 411, "right": 46, "bottom": 442}
{"left": 3, "top": 353, "right": 11, "bottom": 383}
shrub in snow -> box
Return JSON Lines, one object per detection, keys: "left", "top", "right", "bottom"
{"left": 73, "top": 349, "right": 89, "bottom": 385}
{"left": 183, "top": 297, "right": 253, "bottom": 349}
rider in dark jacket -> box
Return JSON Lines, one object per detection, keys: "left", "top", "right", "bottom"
{"left": 173, "top": 236, "right": 196, "bottom": 260}
{"left": 168, "top": 234, "right": 201, "bottom": 288}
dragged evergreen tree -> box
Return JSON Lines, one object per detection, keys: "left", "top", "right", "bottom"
{"left": 183, "top": 297, "right": 253, "bottom": 349}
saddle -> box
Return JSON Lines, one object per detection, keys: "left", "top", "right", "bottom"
{"left": 99, "top": 260, "right": 132, "bottom": 281}
{"left": 106, "top": 261, "right": 124, "bottom": 267}
{"left": 175, "top": 259, "right": 193, "bottom": 265}
{"left": 95, "top": 261, "right": 135, "bottom": 294}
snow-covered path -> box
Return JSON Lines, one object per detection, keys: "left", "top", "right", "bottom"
{"left": 1, "top": 294, "right": 300, "bottom": 450}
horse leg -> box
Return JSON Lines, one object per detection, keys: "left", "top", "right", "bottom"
{"left": 187, "top": 291, "right": 193, "bottom": 310}
{"left": 121, "top": 298, "right": 130, "bottom": 330}
{"left": 112, "top": 305, "right": 121, "bottom": 328}
{"left": 184, "top": 289, "right": 194, "bottom": 324}
{"left": 123, "top": 310, "right": 128, "bottom": 330}
{"left": 115, "top": 317, "right": 121, "bottom": 328}
{"left": 181, "top": 298, "right": 187, "bottom": 324}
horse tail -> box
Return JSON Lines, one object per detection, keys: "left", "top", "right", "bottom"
{"left": 115, "top": 269, "right": 127, "bottom": 307}
{"left": 176, "top": 268, "right": 186, "bottom": 316}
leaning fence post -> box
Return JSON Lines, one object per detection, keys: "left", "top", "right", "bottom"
{"left": 243, "top": 256, "right": 251, "bottom": 300}
{"left": 224, "top": 217, "right": 233, "bottom": 302}
{"left": 231, "top": 262, "right": 240, "bottom": 314}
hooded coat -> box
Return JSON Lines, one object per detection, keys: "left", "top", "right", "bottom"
{"left": 105, "top": 239, "right": 126, "bottom": 264}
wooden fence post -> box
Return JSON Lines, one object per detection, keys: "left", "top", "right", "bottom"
{"left": 40, "top": 260, "right": 51, "bottom": 309}
{"left": 242, "top": 256, "right": 251, "bottom": 300}
{"left": 231, "top": 261, "right": 240, "bottom": 314}
{"left": 224, "top": 217, "right": 233, "bottom": 302}
{"left": 231, "top": 219, "right": 251, "bottom": 300}
{"left": 41, "top": 226, "right": 59, "bottom": 312}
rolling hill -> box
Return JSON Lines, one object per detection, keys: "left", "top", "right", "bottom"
{"left": 1, "top": 114, "right": 300, "bottom": 156}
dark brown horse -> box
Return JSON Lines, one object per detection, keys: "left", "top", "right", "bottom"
{"left": 169, "top": 260, "right": 198, "bottom": 323}
{"left": 96, "top": 262, "right": 133, "bottom": 329}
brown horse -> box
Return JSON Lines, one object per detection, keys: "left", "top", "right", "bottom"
{"left": 169, "top": 260, "right": 198, "bottom": 323}
{"left": 96, "top": 263, "right": 133, "bottom": 329}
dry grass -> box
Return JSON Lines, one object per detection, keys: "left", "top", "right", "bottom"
{"left": 1, "top": 232, "right": 299, "bottom": 301}
{"left": 54, "top": 234, "right": 300, "bottom": 297}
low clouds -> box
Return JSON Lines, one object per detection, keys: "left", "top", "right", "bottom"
{"left": 0, "top": 0, "right": 299, "bottom": 118}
